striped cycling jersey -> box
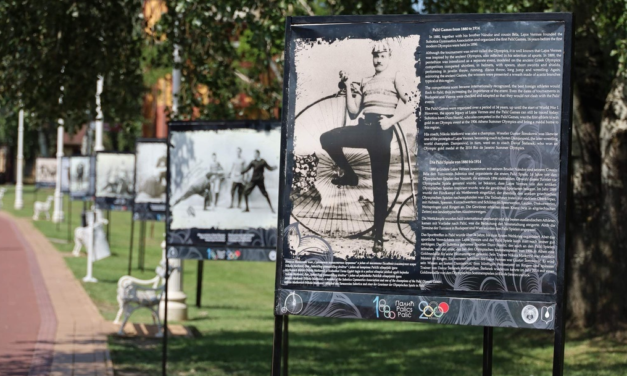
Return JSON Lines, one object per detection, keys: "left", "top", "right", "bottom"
{"left": 361, "top": 73, "right": 399, "bottom": 115}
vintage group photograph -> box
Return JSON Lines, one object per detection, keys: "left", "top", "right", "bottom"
{"left": 169, "top": 126, "right": 281, "bottom": 231}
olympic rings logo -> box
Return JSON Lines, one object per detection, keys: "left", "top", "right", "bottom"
{"left": 418, "top": 301, "right": 450, "bottom": 319}
{"left": 378, "top": 299, "right": 396, "bottom": 319}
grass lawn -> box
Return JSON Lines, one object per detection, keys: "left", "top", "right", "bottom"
{"left": 1, "top": 185, "right": 626, "bottom": 375}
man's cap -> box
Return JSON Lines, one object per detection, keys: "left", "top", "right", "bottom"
{"left": 371, "top": 39, "right": 392, "bottom": 54}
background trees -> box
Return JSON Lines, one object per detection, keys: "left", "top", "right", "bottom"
{"left": 0, "top": 0, "right": 146, "bottom": 155}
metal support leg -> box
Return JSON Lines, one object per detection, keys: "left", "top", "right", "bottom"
{"left": 128, "top": 219, "right": 135, "bottom": 276}
{"left": 271, "top": 315, "right": 285, "bottom": 376}
{"left": 483, "top": 326, "right": 493, "bottom": 376}
{"left": 196, "top": 260, "right": 204, "bottom": 308}
{"left": 283, "top": 315, "right": 289, "bottom": 376}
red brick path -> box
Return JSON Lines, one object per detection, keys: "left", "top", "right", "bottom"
{"left": 0, "top": 215, "right": 56, "bottom": 375}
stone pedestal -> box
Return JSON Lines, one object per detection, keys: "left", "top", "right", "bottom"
{"left": 159, "top": 243, "right": 188, "bottom": 322}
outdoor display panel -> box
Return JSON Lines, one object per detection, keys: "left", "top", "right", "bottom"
{"left": 95, "top": 152, "right": 135, "bottom": 210}
{"left": 60, "top": 157, "right": 70, "bottom": 193}
{"left": 133, "top": 139, "right": 167, "bottom": 221}
{"left": 69, "top": 156, "right": 94, "bottom": 200}
{"left": 275, "top": 13, "right": 572, "bottom": 334}
{"left": 35, "top": 157, "right": 57, "bottom": 188}
{"left": 166, "top": 121, "right": 281, "bottom": 261}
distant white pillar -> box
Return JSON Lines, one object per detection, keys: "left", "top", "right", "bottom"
{"left": 52, "top": 120, "right": 64, "bottom": 223}
{"left": 14, "top": 109, "right": 24, "bottom": 210}
{"left": 172, "top": 44, "right": 181, "bottom": 115}
{"left": 94, "top": 76, "right": 104, "bottom": 152}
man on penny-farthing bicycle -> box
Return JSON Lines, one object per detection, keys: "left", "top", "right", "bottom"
{"left": 319, "top": 39, "right": 417, "bottom": 253}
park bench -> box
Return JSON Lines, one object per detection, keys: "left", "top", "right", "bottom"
{"left": 113, "top": 251, "right": 175, "bottom": 337}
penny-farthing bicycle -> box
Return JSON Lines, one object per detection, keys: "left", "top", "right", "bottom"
{"left": 291, "top": 88, "right": 417, "bottom": 244}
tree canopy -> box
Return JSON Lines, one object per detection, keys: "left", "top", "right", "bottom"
{"left": 0, "top": 0, "right": 146, "bottom": 152}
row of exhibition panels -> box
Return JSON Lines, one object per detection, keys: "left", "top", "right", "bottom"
{"left": 34, "top": 121, "right": 281, "bottom": 262}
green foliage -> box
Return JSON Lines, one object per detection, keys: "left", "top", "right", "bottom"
{"left": 152, "top": 0, "right": 420, "bottom": 121}
{"left": 0, "top": 0, "right": 146, "bottom": 148}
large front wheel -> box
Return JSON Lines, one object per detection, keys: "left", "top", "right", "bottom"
{"left": 290, "top": 94, "right": 404, "bottom": 239}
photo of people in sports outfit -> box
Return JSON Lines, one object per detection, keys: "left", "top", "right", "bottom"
{"left": 169, "top": 126, "right": 281, "bottom": 231}
{"left": 289, "top": 36, "right": 420, "bottom": 260}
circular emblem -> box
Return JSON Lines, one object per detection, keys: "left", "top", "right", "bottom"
{"left": 269, "top": 250, "right": 277, "bottom": 261}
{"left": 521, "top": 305, "right": 539, "bottom": 324}
{"left": 284, "top": 292, "right": 303, "bottom": 314}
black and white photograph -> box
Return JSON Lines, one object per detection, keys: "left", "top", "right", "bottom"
{"left": 169, "top": 126, "right": 280, "bottom": 230}
{"left": 133, "top": 139, "right": 167, "bottom": 221}
{"left": 288, "top": 35, "right": 420, "bottom": 260}
{"left": 35, "top": 157, "right": 58, "bottom": 188}
{"left": 167, "top": 121, "right": 281, "bottom": 256}
{"left": 60, "top": 157, "right": 70, "bottom": 193}
{"left": 69, "top": 156, "right": 93, "bottom": 199}
{"left": 95, "top": 152, "right": 135, "bottom": 210}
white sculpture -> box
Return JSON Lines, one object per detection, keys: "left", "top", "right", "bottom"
{"left": 72, "top": 208, "right": 108, "bottom": 257}
{"left": 32, "top": 196, "right": 54, "bottom": 220}
{"left": 114, "top": 248, "right": 172, "bottom": 337}
{"left": 0, "top": 187, "right": 6, "bottom": 208}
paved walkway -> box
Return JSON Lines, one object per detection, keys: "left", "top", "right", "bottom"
{"left": 0, "top": 212, "right": 113, "bottom": 376}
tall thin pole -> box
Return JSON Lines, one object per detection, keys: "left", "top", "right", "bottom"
{"left": 52, "top": 120, "right": 65, "bottom": 223}
{"left": 14, "top": 109, "right": 24, "bottom": 210}
{"left": 94, "top": 76, "right": 104, "bottom": 153}
{"left": 172, "top": 44, "right": 181, "bottom": 115}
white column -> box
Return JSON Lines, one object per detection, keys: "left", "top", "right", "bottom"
{"left": 159, "top": 241, "right": 188, "bottom": 321}
{"left": 52, "top": 120, "right": 64, "bottom": 222}
{"left": 14, "top": 109, "right": 24, "bottom": 210}
{"left": 172, "top": 44, "right": 181, "bottom": 114}
{"left": 94, "top": 76, "right": 104, "bottom": 152}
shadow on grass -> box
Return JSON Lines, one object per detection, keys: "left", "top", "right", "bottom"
{"left": 109, "top": 320, "right": 627, "bottom": 376}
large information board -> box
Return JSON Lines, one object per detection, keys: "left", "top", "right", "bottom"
{"left": 166, "top": 121, "right": 281, "bottom": 261}
{"left": 275, "top": 13, "right": 572, "bottom": 331}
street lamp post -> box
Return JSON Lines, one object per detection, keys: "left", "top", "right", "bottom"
{"left": 52, "top": 119, "right": 64, "bottom": 223}
{"left": 161, "top": 43, "right": 188, "bottom": 322}
{"left": 14, "top": 109, "right": 24, "bottom": 210}
{"left": 94, "top": 76, "right": 104, "bottom": 152}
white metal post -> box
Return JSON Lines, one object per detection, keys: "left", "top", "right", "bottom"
{"left": 94, "top": 76, "right": 104, "bottom": 152}
{"left": 14, "top": 109, "right": 24, "bottom": 210}
{"left": 52, "top": 120, "right": 64, "bottom": 222}
{"left": 83, "top": 210, "right": 98, "bottom": 283}
{"left": 158, "top": 43, "right": 188, "bottom": 321}
{"left": 172, "top": 44, "right": 181, "bottom": 115}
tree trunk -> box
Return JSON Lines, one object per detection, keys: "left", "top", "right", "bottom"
{"left": 568, "top": 88, "right": 603, "bottom": 328}
{"left": 599, "top": 76, "right": 627, "bottom": 327}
